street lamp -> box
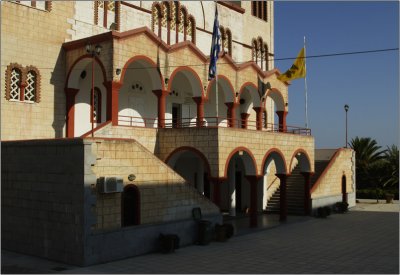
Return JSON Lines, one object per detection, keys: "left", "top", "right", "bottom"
{"left": 86, "top": 44, "right": 102, "bottom": 137}
{"left": 344, "top": 104, "right": 349, "bottom": 148}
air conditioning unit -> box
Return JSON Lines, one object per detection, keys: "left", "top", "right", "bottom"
{"left": 97, "top": 177, "right": 124, "bottom": 193}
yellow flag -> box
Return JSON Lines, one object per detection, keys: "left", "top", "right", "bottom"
{"left": 277, "top": 48, "right": 306, "bottom": 82}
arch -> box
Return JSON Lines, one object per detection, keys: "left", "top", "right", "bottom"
{"left": 205, "top": 74, "right": 236, "bottom": 102}
{"left": 265, "top": 88, "right": 285, "bottom": 112}
{"left": 119, "top": 55, "right": 164, "bottom": 90}
{"left": 261, "top": 148, "right": 287, "bottom": 175}
{"left": 237, "top": 82, "right": 262, "bottom": 115}
{"left": 165, "top": 146, "right": 211, "bottom": 176}
{"left": 224, "top": 147, "right": 258, "bottom": 177}
{"left": 122, "top": 184, "right": 140, "bottom": 226}
{"left": 167, "top": 66, "right": 203, "bottom": 97}
{"left": 289, "top": 148, "right": 312, "bottom": 173}
{"left": 66, "top": 54, "right": 108, "bottom": 90}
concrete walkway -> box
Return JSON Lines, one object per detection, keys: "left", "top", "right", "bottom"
{"left": 2, "top": 201, "right": 399, "bottom": 274}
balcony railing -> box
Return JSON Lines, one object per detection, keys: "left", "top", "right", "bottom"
{"left": 118, "top": 115, "right": 311, "bottom": 136}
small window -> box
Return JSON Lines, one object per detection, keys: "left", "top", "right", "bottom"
{"left": 5, "top": 63, "right": 40, "bottom": 103}
{"left": 10, "top": 68, "right": 22, "bottom": 101}
{"left": 25, "top": 71, "right": 37, "bottom": 102}
{"left": 251, "top": 1, "right": 267, "bottom": 22}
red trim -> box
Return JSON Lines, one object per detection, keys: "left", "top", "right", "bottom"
{"left": 103, "top": 1, "right": 108, "bottom": 28}
{"left": 164, "top": 146, "right": 212, "bottom": 176}
{"left": 193, "top": 97, "right": 205, "bottom": 127}
{"left": 245, "top": 175, "right": 261, "bottom": 227}
{"left": 103, "top": 81, "right": 122, "bottom": 126}
{"left": 240, "top": 113, "right": 250, "bottom": 129}
{"left": 119, "top": 55, "right": 165, "bottom": 90}
{"left": 167, "top": 66, "right": 203, "bottom": 96}
{"left": 65, "top": 54, "right": 107, "bottom": 90}
{"left": 121, "top": 1, "right": 151, "bottom": 14}
{"left": 65, "top": 88, "right": 79, "bottom": 138}
{"left": 265, "top": 88, "right": 286, "bottom": 111}
{"left": 224, "top": 146, "right": 258, "bottom": 177}
{"left": 152, "top": 89, "right": 169, "bottom": 128}
{"left": 81, "top": 121, "right": 112, "bottom": 138}
{"left": 311, "top": 148, "right": 348, "bottom": 193}
{"left": 253, "top": 107, "right": 264, "bottom": 131}
{"left": 238, "top": 82, "right": 258, "bottom": 98}
{"left": 276, "top": 110, "right": 288, "bottom": 132}
{"left": 288, "top": 148, "right": 312, "bottom": 174}
{"left": 225, "top": 102, "right": 239, "bottom": 128}
{"left": 205, "top": 75, "right": 236, "bottom": 101}
{"left": 261, "top": 148, "right": 288, "bottom": 175}
{"left": 217, "top": 1, "right": 245, "bottom": 14}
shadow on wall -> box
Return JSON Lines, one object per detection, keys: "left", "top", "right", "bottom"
{"left": 50, "top": 47, "right": 67, "bottom": 138}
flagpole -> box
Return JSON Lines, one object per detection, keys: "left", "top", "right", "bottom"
{"left": 304, "top": 36, "right": 309, "bottom": 129}
{"left": 216, "top": 73, "right": 219, "bottom": 126}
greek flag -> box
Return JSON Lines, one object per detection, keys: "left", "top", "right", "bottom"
{"left": 208, "top": 6, "right": 221, "bottom": 80}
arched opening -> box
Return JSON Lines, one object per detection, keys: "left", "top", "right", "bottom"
{"left": 66, "top": 56, "right": 107, "bottom": 137}
{"left": 166, "top": 68, "right": 203, "bottom": 128}
{"left": 166, "top": 147, "right": 211, "bottom": 198}
{"left": 224, "top": 148, "right": 258, "bottom": 217}
{"left": 119, "top": 57, "right": 163, "bottom": 127}
{"left": 237, "top": 83, "right": 262, "bottom": 130}
{"left": 265, "top": 88, "right": 285, "bottom": 131}
{"left": 205, "top": 76, "right": 235, "bottom": 127}
{"left": 122, "top": 184, "right": 140, "bottom": 227}
{"left": 342, "top": 175, "right": 347, "bottom": 203}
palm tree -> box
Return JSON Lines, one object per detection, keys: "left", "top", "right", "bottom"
{"left": 349, "top": 137, "right": 385, "bottom": 190}
{"left": 383, "top": 145, "right": 399, "bottom": 189}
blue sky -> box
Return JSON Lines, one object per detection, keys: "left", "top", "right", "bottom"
{"left": 274, "top": 1, "right": 399, "bottom": 149}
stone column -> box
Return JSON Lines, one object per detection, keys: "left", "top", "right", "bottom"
{"left": 225, "top": 102, "right": 238, "bottom": 128}
{"left": 276, "top": 110, "right": 288, "bottom": 132}
{"left": 276, "top": 173, "right": 287, "bottom": 221}
{"left": 240, "top": 113, "right": 250, "bottom": 129}
{"left": 193, "top": 96, "right": 205, "bottom": 127}
{"left": 153, "top": 89, "right": 169, "bottom": 128}
{"left": 253, "top": 107, "right": 265, "bottom": 131}
{"left": 301, "top": 172, "right": 313, "bottom": 216}
{"left": 65, "top": 88, "right": 79, "bottom": 138}
{"left": 245, "top": 175, "right": 260, "bottom": 228}
{"left": 105, "top": 81, "right": 122, "bottom": 126}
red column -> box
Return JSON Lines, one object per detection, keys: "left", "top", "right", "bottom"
{"left": 193, "top": 96, "right": 205, "bottom": 127}
{"left": 105, "top": 81, "right": 122, "bottom": 126}
{"left": 240, "top": 113, "right": 250, "bottom": 129}
{"left": 245, "top": 175, "right": 260, "bottom": 228}
{"left": 210, "top": 177, "right": 225, "bottom": 208}
{"left": 153, "top": 89, "right": 169, "bottom": 128}
{"left": 276, "top": 173, "right": 287, "bottom": 221}
{"left": 276, "top": 111, "right": 288, "bottom": 132}
{"left": 225, "top": 102, "right": 238, "bottom": 128}
{"left": 301, "top": 172, "right": 313, "bottom": 216}
{"left": 253, "top": 107, "right": 265, "bottom": 131}
{"left": 65, "top": 88, "right": 79, "bottom": 138}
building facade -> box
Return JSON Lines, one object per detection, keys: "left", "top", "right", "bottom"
{"left": 1, "top": 1, "right": 355, "bottom": 266}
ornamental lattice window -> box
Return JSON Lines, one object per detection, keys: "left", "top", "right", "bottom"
{"left": 93, "top": 87, "right": 102, "bottom": 123}
{"left": 5, "top": 63, "right": 41, "bottom": 103}
{"left": 252, "top": 38, "right": 269, "bottom": 71}
{"left": 25, "top": 70, "right": 37, "bottom": 102}
{"left": 152, "top": 2, "right": 196, "bottom": 45}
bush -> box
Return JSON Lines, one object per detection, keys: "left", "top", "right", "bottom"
{"left": 334, "top": 202, "right": 349, "bottom": 213}
{"left": 357, "top": 188, "right": 399, "bottom": 200}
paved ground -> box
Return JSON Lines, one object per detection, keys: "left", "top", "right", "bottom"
{"left": 2, "top": 200, "right": 399, "bottom": 274}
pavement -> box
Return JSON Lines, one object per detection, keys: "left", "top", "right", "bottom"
{"left": 2, "top": 199, "right": 399, "bottom": 274}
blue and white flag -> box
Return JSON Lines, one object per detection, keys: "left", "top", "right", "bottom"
{"left": 208, "top": 6, "right": 221, "bottom": 80}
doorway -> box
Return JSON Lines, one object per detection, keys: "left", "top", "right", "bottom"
{"left": 341, "top": 175, "right": 347, "bottom": 203}
{"left": 172, "top": 103, "right": 181, "bottom": 128}
{"left": 122, "top": 185, "right": 140, "bottom": 227}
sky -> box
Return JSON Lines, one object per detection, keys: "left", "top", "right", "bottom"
{"left": 274, "top": 1, "right": 399, "bottom": 149}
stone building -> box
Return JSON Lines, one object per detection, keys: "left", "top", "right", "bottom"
{"left": 1, "top": 1, "right": 355, "bottom": 266}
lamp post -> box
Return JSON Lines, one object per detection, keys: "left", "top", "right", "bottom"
{"left": 86, "top": 44, "right": 102, "bottom": 137}
{"left": 344, "top": 104, "right": 349, "bottom": 148}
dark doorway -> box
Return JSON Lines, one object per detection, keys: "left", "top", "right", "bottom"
{"left": 235, "top": 171, "right": 242, "bottom": 212}
{"left": 341, "top": 175, "right": 347, "bottom": 203}
{"left": 172, "top": 103, "right": 181, "bottom": 128}
{"left": 204, "top": 173, "right": 210, "bottom": 199}
{"left": 122, "top": 185, "right": 140, "bottom": 227}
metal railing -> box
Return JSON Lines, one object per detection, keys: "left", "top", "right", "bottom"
{"left": 117, "top": 115, "right": 311, "bottom": 136}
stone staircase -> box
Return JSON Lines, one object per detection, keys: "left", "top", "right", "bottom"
{"left": 266, "top": 160, "right": 330, "bottom": 215}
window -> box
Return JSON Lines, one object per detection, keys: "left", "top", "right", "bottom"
{"left": 11, "top": 1, "right": 52, "bottom": 11}
{"left": 5, "top": 63, "right": 40, "bottom": 103}
{"left": 92, "top": 87, "right": 102, "bottom": 123}
{"left": 251, "top": 1, "right": 267, "bottom": 21}
{"left": 152, "top": 2, "right": 196, "bottom": 45}
{"left": 94, "top": 0, "right": 120, "bottom": 30}
{"left": 220, "top": 26, "right": 232, "bottom": 56}
{"left": 252, "top": 38, "right": 269, "bottom": 71}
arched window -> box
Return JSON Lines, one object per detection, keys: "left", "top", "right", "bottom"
{"left": 220, "top": 26, "right": 232, "bottom": 56}
{"left": 152, "top": 3, "right": 162, "bottom": 38}
{"left": 187, "top": 15, "right": 196, "bottom": 44}
{"left": 252, "top": 38, "right": 269, "bottom": 71}
{"left": 122, "top": 185, "right": 140, "bottom": 227}
{"left": 5, "top": 63, "right": 40, "bottom": 103}
{"left": 92, "top": 87, "right": 102, "bottom": 123}
{"left": 264, "top": 43, "right": 269, "bottom": 71}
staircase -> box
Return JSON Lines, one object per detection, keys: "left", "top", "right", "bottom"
{"left": 266, "top": 165, "right": 305, "bottom": 215}
{"left": 266, "top": 160, "right": 331, "bottom": 215}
